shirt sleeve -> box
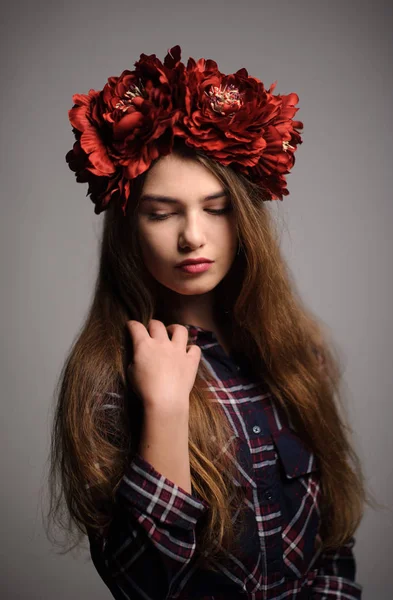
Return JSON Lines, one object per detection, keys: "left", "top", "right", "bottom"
{"left": 88, "top": 452, "right": 210, "bottom": 600}
{"left": 310, "top": 536, "right": 363, "bottom": 599}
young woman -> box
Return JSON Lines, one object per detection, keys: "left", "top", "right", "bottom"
{"left": 46, "top": 45, "right": 373, "bottom": 599}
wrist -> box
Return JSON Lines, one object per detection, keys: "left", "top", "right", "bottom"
{"left": 143, "top": 398, "right": 190, "bottom": 421}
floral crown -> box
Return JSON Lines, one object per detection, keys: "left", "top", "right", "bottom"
{"left": 66, "top": 45, "right": 304, "bottom": 216}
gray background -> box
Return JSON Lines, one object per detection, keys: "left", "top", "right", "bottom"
{"left": 1, "top": 0, "right": 392, "bottom": 598}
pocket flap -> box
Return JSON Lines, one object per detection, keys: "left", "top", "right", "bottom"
{"left": 271, "top": 427, "right": 319, "bottom": 479}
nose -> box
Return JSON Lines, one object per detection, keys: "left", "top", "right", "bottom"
{"left": 178, "top": 213, "right": 207, "bottom": 249}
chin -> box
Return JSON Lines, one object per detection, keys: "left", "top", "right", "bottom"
{"left": 176, "top": 275, "right": 228, "bottom": 295}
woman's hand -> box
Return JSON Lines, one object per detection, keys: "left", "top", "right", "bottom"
{"left": 126, "top": 319, "right": 201, "bottom": 415}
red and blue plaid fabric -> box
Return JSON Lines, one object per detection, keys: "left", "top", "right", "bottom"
{"left": 88, "top": 325, "right": 362, "bottom": 599}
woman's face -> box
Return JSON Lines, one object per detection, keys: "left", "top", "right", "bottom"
{"left": 136, "top": 153, "right": 238, "bottom": 299}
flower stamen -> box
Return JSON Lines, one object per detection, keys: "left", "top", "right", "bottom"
{"left": 282, "top": 140, "right": 295, "bottom": 152}
{"left": 205, "top": 83, "right": 244, "bottom": 116}
{"left": 115, "top": 80, "right": 146, "bottom": 112}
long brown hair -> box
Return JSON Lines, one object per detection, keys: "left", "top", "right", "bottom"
{"left": 44, "top": 138, "right": 380, "bottom": 568}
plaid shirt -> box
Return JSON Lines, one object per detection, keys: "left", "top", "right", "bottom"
{"left": 88, "top": 324, "right": 362, "bottom": 599}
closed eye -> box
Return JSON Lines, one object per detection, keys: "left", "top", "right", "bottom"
{"left": 147, "top": 207, "right": 233, "bottom": 221}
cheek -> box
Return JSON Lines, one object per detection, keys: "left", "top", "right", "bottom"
{"left": 138, "top": 229, "right": 171, "bottom": 264}
{"left": 222, "top": 222, "right": 238, "bottom": 254}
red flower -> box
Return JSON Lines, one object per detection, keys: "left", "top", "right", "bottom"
{"left": 101, "top": 49, "right": 188, "bottom": 178}
{"left": 67, "top": 47, "right": 188, "bottom": 214}
{"left": 66, "top": 45, "right": 303, "bottom": 214}
{"left": 174, "top": 57, "right": 303, "bottom": 199}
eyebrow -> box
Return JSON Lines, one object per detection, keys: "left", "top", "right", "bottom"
{"left": 139, "top": 191, "right": 228, "bottom": 204}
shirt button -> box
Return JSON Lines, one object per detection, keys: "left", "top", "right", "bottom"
{"left": 252, "top": 425, "right": 261, "bottom": 434}
{"left": 264, "top": 490, "right": 273, "bottom": 501}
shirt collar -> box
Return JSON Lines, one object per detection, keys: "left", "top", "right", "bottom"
{"left": 184, "top": 324, "right": 217, "bottom": 344}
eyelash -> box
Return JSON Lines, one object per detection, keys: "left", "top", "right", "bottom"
{"left": 147, "top": 207, "right": 232, "bottom": 221}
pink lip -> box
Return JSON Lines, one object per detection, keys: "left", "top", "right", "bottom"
{"left": 177, "top": 262, "right": 212, "bottom": 274}
{"left": 176, "top": 258, "right": 213, "bottom": 266}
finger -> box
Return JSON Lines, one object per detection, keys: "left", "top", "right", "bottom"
{"left": 126, "top": 320, "right": 140, "bottom": 335}
{"left": 147, "top": 319, "right": 170, "bottom": 341}
{"left": 166, "top": 323, "right": 189, "bottom": 344}
{"left": 186, "top": 344, "right": 202, "bottom": 361}
{"left": 126, "top": 320, "right": 147, "bottom": 345}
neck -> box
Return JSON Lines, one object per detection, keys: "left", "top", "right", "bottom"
{"left": 154, "top": 287, "right": 231, "bottom": 332}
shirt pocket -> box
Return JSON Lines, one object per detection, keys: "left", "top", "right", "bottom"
{"left": 270, "top": 425, "right": 322, "bottom": 580}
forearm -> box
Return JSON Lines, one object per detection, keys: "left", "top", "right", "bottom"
{"left": 311, "top": 536, "right": 362, "bottom": 599}
{"left": 92, "top": 461, "right": 207, "bottom": 600}
{"left": 138, "top": 405, "right": 192, "bottom": 494}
